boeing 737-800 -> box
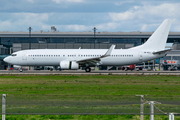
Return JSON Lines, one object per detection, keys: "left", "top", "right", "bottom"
{"left": 3, "top": 19, "right": 172, "bottom": 72}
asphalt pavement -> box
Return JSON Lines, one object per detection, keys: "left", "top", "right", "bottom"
{"left": 0, "top": 70, "right": 180, "bottom": 75}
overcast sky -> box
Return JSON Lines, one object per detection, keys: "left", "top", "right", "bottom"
{"left": 0, "top": 0, "right": 180, "bottom": 32}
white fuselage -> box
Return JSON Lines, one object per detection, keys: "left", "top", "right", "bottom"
{"left": 3, "top": 19, "right": 172, "bottom": 72}
{"left": 4, "top": 48, "right": 164, "bottom": 66}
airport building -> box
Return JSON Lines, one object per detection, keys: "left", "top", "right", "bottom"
{"left": 0, "top": 29, "right": 180, "bottom": 70}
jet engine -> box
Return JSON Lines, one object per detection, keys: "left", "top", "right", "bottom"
{"left": 138, "top": 67, "right": 143, "bottom": 70}
{"left": 60, "top": 61, "right": 79, "bottom": 70}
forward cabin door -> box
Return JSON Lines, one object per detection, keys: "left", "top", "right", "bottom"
{"left": 22, "top": 52, "right": 27, "bottom": 60}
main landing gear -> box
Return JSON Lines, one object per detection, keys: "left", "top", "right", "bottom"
{"left": 19, "top": 68, "right": 23, "bottom": 72}
{"left": 85, "top": 67, "right": 91, "bottom": 72}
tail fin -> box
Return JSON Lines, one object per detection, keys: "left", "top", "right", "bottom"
{"left": 140, "top": 19, "right": 171, "bottom": 50}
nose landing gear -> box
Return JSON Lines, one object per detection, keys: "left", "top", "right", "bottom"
{"left": 19, "top": 68, "right": 23, "bottom": 72}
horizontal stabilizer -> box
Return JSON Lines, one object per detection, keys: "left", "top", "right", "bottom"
{"left": 153, "top": 49, "right": 172, "bottom": 54}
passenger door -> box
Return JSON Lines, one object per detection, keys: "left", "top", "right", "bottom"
{"left": 139, "top": 52, "right": 143, "bottom": 61}
{"left": 22, "top": 52, "right": 27, "bottom": 60}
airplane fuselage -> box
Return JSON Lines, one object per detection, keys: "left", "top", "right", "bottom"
{"left": 4, "top": 49, "right": 164, "bottom": 66}
{"left": 3, "top": 19, "right": 172, "bottom": 72}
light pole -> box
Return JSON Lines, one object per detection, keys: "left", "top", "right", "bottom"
{"left": 93, "top": 27, "right": 97, "bottom": 49}
{"left": 28, "top": 27, "right": 32, "bottom": 49}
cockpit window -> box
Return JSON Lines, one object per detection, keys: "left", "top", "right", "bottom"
{"left": 11, "top": 54, "right": 17, "bottom": 56}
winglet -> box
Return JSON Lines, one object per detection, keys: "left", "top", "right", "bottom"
{"left": 101, "top": 44, "right": 115, "bottom": 58}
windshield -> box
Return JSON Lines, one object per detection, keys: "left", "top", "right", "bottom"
{"left": 11, "top": 54, "right": 17, "bottom": 56}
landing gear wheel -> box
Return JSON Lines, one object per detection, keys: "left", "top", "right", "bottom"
{"left": 85, "top": 67, "right": 91, "bottom": 72}
{"left": 19, "top": 68, "right": 23, "bottom": 72}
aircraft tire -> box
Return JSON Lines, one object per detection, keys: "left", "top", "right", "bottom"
{"left": 19, "top": 68, "right": 23, "bottom": 72}
{"left": 85, "top": 67, "right": 91, "bottom": 72}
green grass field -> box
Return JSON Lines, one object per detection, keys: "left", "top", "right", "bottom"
{"left": 0, "top": 74, "right": 180, "bottom": 120}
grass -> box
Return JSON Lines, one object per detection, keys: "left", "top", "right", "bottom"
{"left": 0, "top": 74, "right": 180, "bottom": 119}
{"left": 1, "top": 114, "right": 176, "bottom": 120}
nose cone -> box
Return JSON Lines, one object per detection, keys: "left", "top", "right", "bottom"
{"left": 3, "top": 57, "right": 9, "bottom": 63}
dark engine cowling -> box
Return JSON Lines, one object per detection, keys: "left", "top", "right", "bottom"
{"left": 138, "top": 67, "right": 143, "bottom": 70}
{"left": 121, "top": 66, "right": 126, "bottom": 70}
{"left": 60, "top": 61, "right": 79, "bottom": 70}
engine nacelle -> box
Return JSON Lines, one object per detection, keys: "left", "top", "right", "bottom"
{"left": 121, "top": 66, "right": 125, "bottom": 70}
{"left": 138, "top": 67, "right": 143, "bottom": 70}
{"left": 60, "top": 61, "right": 79, "bottom": 70}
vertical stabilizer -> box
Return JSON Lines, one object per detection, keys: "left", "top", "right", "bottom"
{"left": 140, "top": 19, "right": 171, "bottom": 50}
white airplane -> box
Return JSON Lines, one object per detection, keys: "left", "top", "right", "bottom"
{"left": 3, "top": 19, "right": 172, "bottom": 72}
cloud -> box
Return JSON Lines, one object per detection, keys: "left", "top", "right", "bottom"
{"left": 13, "top": 13, "right": 49, "bottom": 24}
{"left": 109, "top": 11, "right": 135, "bottom": 21}
{"left": 115, "top": 0, "right": 134, "bottom": 6}
{"left": 66, "top": 25, "right": 90, "bottom": 31}
{"left": 1, "top": 1, "right": 180, "bottom": 32}
{"left": 171, "top": 19, "right": 180, "bottom": 31}
{"left": 40, "top": 21, "right": 122, "bottom": 32}
{"left": 52, "top": 0, "right": 84, "bottom": 4}
{"left": 44, "top": 22, "right": 121, "bottom": 32}
{"left": 108, "top": 3, "right": 180, "bottom": 31}
{"left": 109, "top": 3, "right": 180, "bottom": 22}
{"left": 96, "top": 22, "right": 121, "bottom": 31}
{"left": 140, "top": 24, "right": 147, "bottom": 31}
{"left": 42, "top": 24, "right": 92, "bottom": 31}
{"left": 0, "top": 21, "right": 12, "bottom": 30}
{"left": 27, "top": 0, "right": 34, "bottom": 3}
{"left": 0, "top": 13, "right": 49, "bottom": 31}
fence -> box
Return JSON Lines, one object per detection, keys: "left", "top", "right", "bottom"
{"left": 1, "top": 94, "right": 180, "bottom": 116}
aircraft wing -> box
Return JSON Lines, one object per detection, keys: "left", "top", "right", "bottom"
{"left": 153, "top": 49, "right": 172, "bottom": 54}
{"left": 76, "top": 45, "right": 115, "bottom": 66}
